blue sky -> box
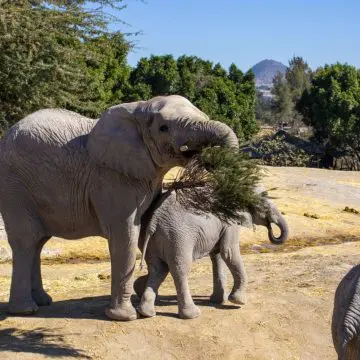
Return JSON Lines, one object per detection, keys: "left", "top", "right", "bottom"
{"left": 111, "top": 0, "right": 360, "bottom": 71}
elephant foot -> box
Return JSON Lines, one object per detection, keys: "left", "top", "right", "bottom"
{"left": 133, "top": 275, "right": 148, "bottom": 299}
{"left": 209, "top": 292, "right": 228, "bottom": 304}
{"left": 8, "top": 299, "right": 39, "bottom": 315}
{"left": 105, "top": 303, "right": 137, "bottom": 321}
{"left": 178, "top": 305, "right": 201, "bottom": 320}
{"left": 137, "top": 301, "right": 156, "bottom": 318}
{"left": 228, "top": 291, "right": 246, "bottom": 305}
{"left": 32, "top": 289, "right": 52, "bottom": 306}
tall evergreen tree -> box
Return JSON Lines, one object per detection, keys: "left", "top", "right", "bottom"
{"left": 0, "top": 0, "right": 129, "bottom": 132}
{"left": 271, "top": 72, "right": 293, "bottom": 125}
{"left": 285, "top": 56, "right": 312, "bottom": 103}
{"left": 298, "top": 63, "right": 360, "bottom": 157}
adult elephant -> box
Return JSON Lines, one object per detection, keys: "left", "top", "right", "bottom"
{"left": 332, "top": 265, "right": 360, "bottom": 359}
{"left": 0, "top": 95, "right": 239, "bottom": 321}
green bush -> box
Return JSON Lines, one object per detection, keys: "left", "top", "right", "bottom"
{"left": 255, "top": 135, "right": 313, "bottom": 167}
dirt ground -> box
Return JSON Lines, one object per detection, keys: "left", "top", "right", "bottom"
{"left": 1, "top": 166, "right": 360, "bottom": 360}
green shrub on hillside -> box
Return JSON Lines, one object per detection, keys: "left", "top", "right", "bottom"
{"left": 255, "top": 135, "right": 313, "bottom": 167}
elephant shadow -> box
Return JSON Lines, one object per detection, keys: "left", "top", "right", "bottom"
{"left": 0, "top": 326, "right": 91, "bottom": 358}
{"left": 0, "top": 294, "right": 240, "bottom": 322}
{"left": 155, "top": 294, "right": 241, "bottom": 310}
{"left": 154, "top": 295, "right": 241, "bottom": 318}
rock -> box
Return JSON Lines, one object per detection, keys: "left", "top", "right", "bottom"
{"left": 0, "top": 246, "right": 11, "bottom": 262}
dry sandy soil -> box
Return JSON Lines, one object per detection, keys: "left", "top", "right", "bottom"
{"left": 1, "top": 166, "right": 360, "bottom": 359}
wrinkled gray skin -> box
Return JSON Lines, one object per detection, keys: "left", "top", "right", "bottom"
{"left": 0, "top": 95, "right": 239, "bottom": 321}
{"left": 332, "top": 265, "right": 360, "bottom": 360}
{"left": 134, "top": 189, "right": 288, "bottom": 319}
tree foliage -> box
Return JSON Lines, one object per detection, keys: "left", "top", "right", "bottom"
{"left": 0, "top": 0, "right": 129, "bottom": 131}
{"left": 84, "top": 33, "right": 131, "bottom": 117}
{"left": 298, "top": 63, "right": 360, "bottom": 155}
{"left": 0, "top": 3, "right": 257, "bottom": 141}
{"left": 267, "top": 56, "right": 312, "bottom": 130}
{"left": 255, "top": 91, "right": 275, "bottom": 125}
{"left": 271, "top": 72, "right": 293, "bottom": 124}
{"left": 128, "top": 55, "right": 258, "bottom": 141}
{"left": 285, "top": 56, "right": 312, "bottom": 103}
{"left": 128, "top": 55, "right": 179, "bottom": 99}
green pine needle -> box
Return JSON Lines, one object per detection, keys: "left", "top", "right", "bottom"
{"left": 166, "top": 147, "right": 266, "bottom": 223}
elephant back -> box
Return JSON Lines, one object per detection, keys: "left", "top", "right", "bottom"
{"left": 0, "top": 109, "right": 96, "bottom": 164}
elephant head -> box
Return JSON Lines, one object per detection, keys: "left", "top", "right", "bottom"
{"left": 239, "top": 187, "right": 289, "bottom": 245}
{"left": 87, "top": 95, "right": 239, "bottom": 179}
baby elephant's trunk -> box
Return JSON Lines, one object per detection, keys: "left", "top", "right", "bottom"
{"left": 267, "top": 214, "right": 289, "bottom": 244}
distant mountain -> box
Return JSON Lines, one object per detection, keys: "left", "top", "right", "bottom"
{"left": 251, "top": 59, "right": 287, "bottom": 88}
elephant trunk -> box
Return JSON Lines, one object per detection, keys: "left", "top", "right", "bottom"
{"left": 181, "top": 120, "right": 239, "bottom": 154}
{"left": 205, "top": 120, "right": 239, "bottom": 149}
{"left": 267, "top": 213, "right": 289, "bottom": 244}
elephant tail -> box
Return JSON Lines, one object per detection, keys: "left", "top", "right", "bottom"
{"left": 139, "top": 224, "right": 157, "bottom": 271}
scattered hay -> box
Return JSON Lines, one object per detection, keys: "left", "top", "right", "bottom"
{"left": 304, "top": 213, "right": 320, "bottom": 219}
{"left": 98, "top": 272, "right": 111, "bottom": 280}
{"left": 74, "top": 275, "right": 87, "bottom": 281}
{"left": 343, "top": 206, "right": 360, "bottom": 215}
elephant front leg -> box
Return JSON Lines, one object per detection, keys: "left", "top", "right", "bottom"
{"left": 138, "top": 258, "right": 168, "bottom": 318}
{"left": 209, "top": 252, "right": 228, "bottom": 304}
{"left": 105, "top": 225, "right": 139, "bottom": 321}
{"left": 8, "top": 246, "right": 39, "bottom": 314}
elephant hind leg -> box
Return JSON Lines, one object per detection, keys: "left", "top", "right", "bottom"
{"left": 31, "top": 236, "right": 52, "bottom": 306}
{"left": 220, "top": 227, "right": 247, "bottom": 305}
{"left": 168, "top": 256, "right": 200, "bottom": 320}
{"left": 138, "top": 258, "right": 168, "bottom": 318}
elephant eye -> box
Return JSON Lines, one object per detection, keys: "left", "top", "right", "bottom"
{"left": 159, "top": 125, "right": 169, "bottom": 133}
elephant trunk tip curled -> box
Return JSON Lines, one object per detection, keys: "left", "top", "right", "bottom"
{"left": 267, "top": 216, "right": 289, "bottom": 245}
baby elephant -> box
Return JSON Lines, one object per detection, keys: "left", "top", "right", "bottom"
{"left": 134, "top": 189, "right": 288, "bottom": 319}
{"left": 332, "top": 265, "right": 360, "bottom": 360}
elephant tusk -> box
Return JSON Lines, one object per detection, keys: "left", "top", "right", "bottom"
{"left": 180, "top": 145, "right": 189, "bottom": 152}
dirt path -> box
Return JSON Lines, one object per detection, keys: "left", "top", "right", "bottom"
{"left": 1, "top": 243, "right": 359, "bottom": 360}
{"left": 0, "top": 166, "right": 360, "bottom": 359}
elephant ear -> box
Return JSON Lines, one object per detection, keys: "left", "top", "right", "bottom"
{"left": 237, "top": 212, "right": 253, "bottom": 228}
{"left": 87, "top": 102, "right": 156, "bottom": 179}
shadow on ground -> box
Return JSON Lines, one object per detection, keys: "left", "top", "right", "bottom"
{"left": 241, "top": 234, "right": 360, "bottom": 254}
{"left": 0, "top": 327, "right": 91, "bottom": 358}
{"left": 0, "top": 294, "right": 240, "bottom": 322}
